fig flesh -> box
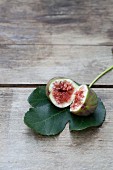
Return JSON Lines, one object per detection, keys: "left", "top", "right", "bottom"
{"left": 46, "top": 77, "right": 79, "bottom": 108}
{"left": 70, "top": 85, "right": 98, "bottom": 116}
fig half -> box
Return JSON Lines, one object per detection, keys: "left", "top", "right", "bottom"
{"left": 46, "top": 77, "right": 79, "bottom": 108}
{"left": 70, "top": 85, "right": 98, "bottom": 116}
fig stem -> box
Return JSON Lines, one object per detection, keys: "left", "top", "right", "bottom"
{"left": 89, "top": 65, "right": 113, "bottom": 88}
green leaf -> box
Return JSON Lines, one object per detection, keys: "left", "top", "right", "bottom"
{"left": 24, "top": 104, "right": 70, "bottom": 136}
{"left": 28, "top": 86, "right": 48, "bottom": 107}
{"left": 24, "top": 86, "right": 106, "bottom": 136}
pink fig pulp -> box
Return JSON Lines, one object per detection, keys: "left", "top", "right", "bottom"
{"left": 46, "top": 77, "right": 79, "bottom": 108}
{"left": 70, "top": 85, "right": 98, "bottom": 116}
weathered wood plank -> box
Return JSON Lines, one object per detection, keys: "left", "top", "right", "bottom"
{"left": 0, "top": 88, "right": 113, "bottom": 170}
{"left": 0, "top": 45, "right": 113, "bottom": 85}
{"left": 0, "top": 0, "right": 113, "bottom": 45}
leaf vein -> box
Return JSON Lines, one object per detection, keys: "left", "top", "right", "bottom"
{"left": 33, "top": 109, "right": 67, "bottom": 125}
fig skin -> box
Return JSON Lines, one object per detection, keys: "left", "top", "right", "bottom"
{"left": 70, "top": 86, "right": 98, "bottom": 116}
{"left": 46, "top": 77, "right": 79, "bottom": 108}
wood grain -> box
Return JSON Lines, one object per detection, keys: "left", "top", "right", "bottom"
{"left": 0, "top": 1, "right": 113, "bottom": 169}
{"left": 0, "top": 0, "right": 113, "bottom": 45}
{"left": 0, "top": 88, "right": 113, "bottom": 170}
{"left": 0, "top": 45, "right": 113, "bottom": 85}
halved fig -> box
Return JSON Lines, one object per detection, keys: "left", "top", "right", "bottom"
{"left": 46, "top": 77, "right": 79, "bottom": 108}
{"left": 70, "top": 85, "right": 98, "bottom": 116}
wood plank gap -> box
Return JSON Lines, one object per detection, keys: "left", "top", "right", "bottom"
{"left": 0, "top": 84, "right": 113, "bottom": 88}
{"left": 0, "top": 44, "right": 113, "bottom": 47}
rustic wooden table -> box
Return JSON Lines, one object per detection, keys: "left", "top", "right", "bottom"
{"left": 0, "top": 0, "right": 113, "bottom": 170}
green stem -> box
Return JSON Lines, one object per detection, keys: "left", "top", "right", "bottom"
{"left": 89, "top": 65, "right": 113, "bottom": 88}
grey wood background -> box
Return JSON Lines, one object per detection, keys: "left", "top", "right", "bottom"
{"left": 0, "top": 0, "right": 113, "bottom": 170}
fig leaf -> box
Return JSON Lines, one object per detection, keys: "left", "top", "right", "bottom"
{"left": 24, "top": 86, "right": 106, "bottom": 136}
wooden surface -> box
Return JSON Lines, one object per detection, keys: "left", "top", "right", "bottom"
{"left": 0, "top": 0, "right": 113, "bottom": 45}
{"left": 0, "top": 0, "right": 113, "bottom": 170}
{"left": 0, "top": 45, "right": 113, "bottom": 85}
{"left": 0, "top": 88, "right": 113, "bottom": 170}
